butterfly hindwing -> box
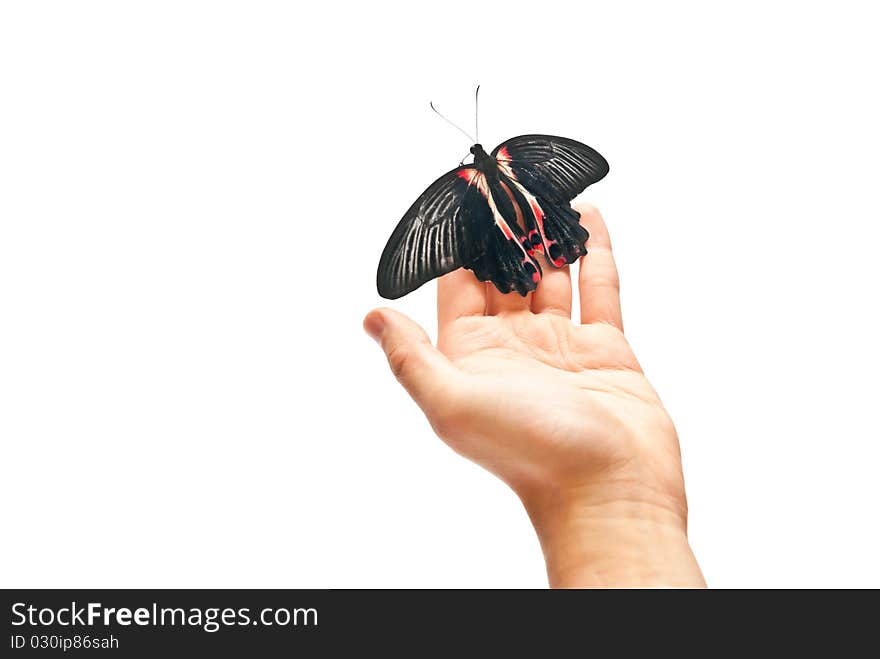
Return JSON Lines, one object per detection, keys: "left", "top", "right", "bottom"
{"left": 464, "top": 177, "right": 542, "bottom": 296}
{"left": 498, "top": 171, "right": 590, "bottom": 269}
{"left": 498, "top": 177, "right": 546, "bottom": 258}
{"left": 377, "top": 166, "right": 492, "bottom": 299}
{"left": 465, "top": 228, "right": 541, "bottom": 296}
{"left": 534, "top": 198, "right": 589, "bottom": 266}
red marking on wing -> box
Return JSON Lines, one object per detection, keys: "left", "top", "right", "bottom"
{"left": 487, "top": 182, "right": 541, "bottom": 285}
{"left": 528, "top": 197, "right": 544, "bottom": 223}
{"left": 458, "top": 169, "right": 477, "bottom": 183}
{"left": 498, "top": 223, "right": 515, "bottom": 240}
{"left": 527, "top": 230, "right": 544, "bottom": 254}
{"left": 496, "top": 146, "right": 510, "bottom": 162}
{"left": 523, "top": 195, "right": 563, "bottom": 265}
{"left": 521, "top": 258, "right": 542, "bottom": 284}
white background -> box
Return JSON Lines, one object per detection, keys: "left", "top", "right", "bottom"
{"left": 1, "top": 1, "right": 878, "bottom": 588}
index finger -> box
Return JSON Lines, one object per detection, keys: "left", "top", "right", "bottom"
{"left": 437, "top": 268, "right": 486, "bottom": 331}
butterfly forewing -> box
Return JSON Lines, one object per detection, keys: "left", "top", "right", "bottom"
{"left": 493, "top": 135, "right": 609, "bottom": 204}
{"left": 376, "top": 166, "right": 492, "bottom": 299}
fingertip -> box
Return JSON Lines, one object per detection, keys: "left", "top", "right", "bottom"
{"left": 363, "top": 308, "right": 388, "bottom": 343}
{"left": 575, "top": 203, "right": 612, "bottom": 251}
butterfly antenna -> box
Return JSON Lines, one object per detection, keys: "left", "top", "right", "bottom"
{"left": 475, "top": 84, "right": 480, "bottom": 144}
{"left": 429, "top": 101, "right": 476, "bottom": 143}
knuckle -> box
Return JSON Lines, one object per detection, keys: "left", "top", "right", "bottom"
{"left": 579, "top": 267, "right": 620, "bottom": 291}
{"left": 385, "top": 344, "right": 414, "bottom": 380}
{"left": 599, "top": 271, "right": 621, "bottom": 291}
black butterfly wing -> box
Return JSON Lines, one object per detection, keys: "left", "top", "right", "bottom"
{"left": 491, "top": 135, "right": 608, "bottom": 270}
{"left": 464, "top": 175, "right": 543, "bottom": 297}
{"left": 492, "top": 134, "right": 609, "bottom": 204}
{"left": 377, "top": 166, "right": 492, "bottom": 299}
{"left": 497, "top": 169, "right": 591, "bottom": 270}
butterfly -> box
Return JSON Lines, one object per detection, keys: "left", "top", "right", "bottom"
{"left": 376, "top": 95, "right": 609, "bottom": 300}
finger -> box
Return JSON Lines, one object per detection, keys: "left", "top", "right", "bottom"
{"left": 364, "top": 307, "right": 460, "bottom": 413}
{"left": 531, "top": 258, "right": 572, "bottom": 318}
{"left": 438, "top": 269, "right": 486, "bottom": 331}
{"left": 487, "top": 282, "right": 532, "bottom": 315}
{"left": 576, "top": 204, "right": 623, "bottom": 330}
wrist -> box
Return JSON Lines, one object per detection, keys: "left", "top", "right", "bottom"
{"left": 519, "top": 482, "right": 705, "bottom": 588}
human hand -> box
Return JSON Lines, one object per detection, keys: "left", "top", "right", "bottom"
{"left": 364, "top": 205, "right": 705, "bottom": 587}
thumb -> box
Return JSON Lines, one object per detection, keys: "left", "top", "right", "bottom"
{"left": 364, "top": 307, "right": 459, "bottom": 412}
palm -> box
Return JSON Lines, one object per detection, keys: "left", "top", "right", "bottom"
{"left": 437, "top": 311, "right": 677, "bottom": 491}
{"left": 367, "top": 205, "right": 684, "bottom": 499}
{"left": 440, "top": 310, "right": 639, "bottom": 373}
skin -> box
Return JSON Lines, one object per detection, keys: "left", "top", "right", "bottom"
{"left": 364, "top": 204, "right": 705, "bottom": 588}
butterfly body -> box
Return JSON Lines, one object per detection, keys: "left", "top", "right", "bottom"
{"left": 377, "top": 135, "right": 609, "bottom": 299}
{"left": 469, "top": 143, "right": 494, "bottom": 167}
